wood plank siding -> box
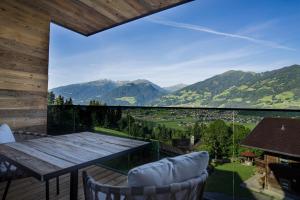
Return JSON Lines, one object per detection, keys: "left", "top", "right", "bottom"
{"left": 0, "top": 0, "right": 190, "bottom": 133}
{"left": 28, "top": 0, "right": 191, "bottom": 36}
{"left": 264, "top": 154, "right": 300, "bottom": 194}
{"left": 0, "top": 0, "right": 50, "bottom": 133}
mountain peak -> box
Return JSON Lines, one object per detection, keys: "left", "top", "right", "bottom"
{"left": 131, "top": 79, "right": 152, "bottom": 84}
{"left": 157, "top": 64, "right": 300, "bottom": 109}
{"left": 50, "top": 64, "right": 300, "bottom": 108}
{"left": 164, "top": 83, "right": 187, "bottom": 92}
{"left": 221, "top": 70, "right": 254, "bottom": 76}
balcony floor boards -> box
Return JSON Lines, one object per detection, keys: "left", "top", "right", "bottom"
{"left": 0, "top": 165, "right": 127, "bottom": 200}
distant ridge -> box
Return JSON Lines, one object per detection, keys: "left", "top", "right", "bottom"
{"left": 51, "top": 65, "right": 300, "bottom": 108}
{"left": 50, "top": 79, "right": 167, "bottom": 105}
{"left": 164, "top": 84, "right": 187, "bottom": 92}
{"left": 156, "top": 64, "right": 300, "bottom": 109}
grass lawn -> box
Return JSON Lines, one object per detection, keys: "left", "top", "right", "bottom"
{"left": 241, "top": 122, "right": 257, "bottom": 130}
{"left": 94, "top": 127, "right": 150, "bottom": 142}
{"left": 149, "top": 117, "right": 197, "bottom": 130}
{"left": 94, "top": 126, "right": 129, "bottom": 137}
{"left": 206, "top": 162, "right": 256, "bottom": 198}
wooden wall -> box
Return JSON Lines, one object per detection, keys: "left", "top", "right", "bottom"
{"left": 0, "top": 0, "right": 50, "bottom": 133}
{"left": 265, "top": 155, "right": 281, "bottom": 190}
{"left": 265, "top": 154, "right": 300, "bottom": 193}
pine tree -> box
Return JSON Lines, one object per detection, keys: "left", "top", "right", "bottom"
{"left": 89, "top": 100, "right": 102, "bottom": 106}
{"left": 55, "top": 95, "right": 64, "bottom": 105}
{"left": 65, "top": 97, "right": 73, "bottom": 105}
{"left": 47, "top": 91, "right": 55, "bottom": 105}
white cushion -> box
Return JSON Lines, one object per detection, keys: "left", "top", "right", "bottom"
{"left": 0, "top": 161, "right": 17, "bottom": 173}
{"left": 128, "top": 151, "right": 209, "bottom": 187}
{"left": 0, "top": 124, "right": 15, "bottom": 144}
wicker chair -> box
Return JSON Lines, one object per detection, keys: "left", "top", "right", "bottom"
{"left": 82, "top": 170, "right": 208, "bottom": 200}
{"left": 0, "top": 131, "right": 60, "bottom": 200}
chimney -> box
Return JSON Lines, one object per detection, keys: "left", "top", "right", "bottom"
{"left": 281, "top": 124, "right": 285, "bottom": 131}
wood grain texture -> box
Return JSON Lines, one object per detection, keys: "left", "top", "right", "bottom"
{"left": 0, "top": 90, "right": 47, "bottom": 109}
{"left": 0, "top": 132, "right": 149, "bottom": 180}
{"left": 20, "top": 0, "right": 189, "bottom": 36}
{"left": 0, "top": 0, "right": 49, "bottom": 133}
{"left": 6, "top": 142, "right": 75, "bottom": 168}
{"left": 0, "top": 165, "right": 127, "bottom": 200}
{"left": 0, "top": 145, "right": 61, "bottom": 177}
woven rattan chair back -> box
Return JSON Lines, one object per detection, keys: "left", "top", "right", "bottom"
{"left": 82, "top": 170, "right": 208, "bottom": 200}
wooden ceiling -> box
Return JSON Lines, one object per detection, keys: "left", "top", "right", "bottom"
{"left": 24, "top": 0, "right": 192, "bottom": 36}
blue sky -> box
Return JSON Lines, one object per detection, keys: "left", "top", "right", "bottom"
{"left": 49, "top": 0, "right": 300, "bottom": 89}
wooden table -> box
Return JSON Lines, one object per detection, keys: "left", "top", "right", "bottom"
{"left": 0, "top": 132, "right": 149, "bottom": 200}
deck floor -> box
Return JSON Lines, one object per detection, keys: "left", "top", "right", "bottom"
{"left": 0, "top": 165, "right": 127, "bottom": 200}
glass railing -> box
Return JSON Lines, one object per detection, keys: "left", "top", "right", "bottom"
{"left": 47, "top": 105, "right": 300, "bottom": 199}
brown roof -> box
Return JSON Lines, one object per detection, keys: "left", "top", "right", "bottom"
{"left": 241, "top": 117, "right": 300, "bottom": 158}
{"left": 25, "top": 0, "right": 192, "bottom": 36}
{"left": 240, "top": 151, "right": 255, "bottom": 157}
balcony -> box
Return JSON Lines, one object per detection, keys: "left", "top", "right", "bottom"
{"left": 1, "top": 0, "right": 300, "bottom": 199}
{"left": 0, "top": 165, "right": 126, "bottom": 200}
{"left": 8, "top": 105, "right": 296, "bottom": 200}
{"left": 1, "top": 105, "right": 300, "bottom": 199}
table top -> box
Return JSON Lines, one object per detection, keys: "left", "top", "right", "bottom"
{"left": 0, "top": 132, "right": 149, "bottom": 181}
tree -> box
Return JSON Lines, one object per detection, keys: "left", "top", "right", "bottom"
{"left": 89, "top": 100, "right": 102, "bottom": 106}
{"left": 115, "top": 107, "right": 122, "bottom": 122}
{"left": 192, "top": 122, "right": 203, "bottom": 139}
{"left": 47, "top": 91, "right": 55, "bottom": 105}
{"left": 184, "top": 126, "right": 193, "bottom": 138}
{"left": 202, "top": 120, "right": 231, "bottom": 159}
{"left": 118, "top": 117, "right": 128, "bottom": 130}
{"left": 228, "top": 123, "right": 250, "bottom": 157}
{"left": 65, "top": 97, "right": 73, "bottom": 105}
{"left": 55, "top": 95, "right": 64, "bottom": 105}
{"left": 127, "top": 114, "right": 135, "bottom": 135}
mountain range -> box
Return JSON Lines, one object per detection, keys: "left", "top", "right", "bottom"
{"left": 50, "top": 65, "right": 300, "bottom": 108}
{"left": 51, "top": 79, "right": 168, "bottom": 105}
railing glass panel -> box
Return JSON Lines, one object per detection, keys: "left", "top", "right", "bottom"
{"left": 47, "top": 105, "right": 300, "bottom": 199}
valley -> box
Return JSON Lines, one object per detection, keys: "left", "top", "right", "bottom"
{"left": 50, "top": 65, "right": 300, "bottom": 109}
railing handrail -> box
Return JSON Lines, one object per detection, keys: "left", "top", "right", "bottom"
{"left": 47, "top": 104, "right": 300, "bottom": 113}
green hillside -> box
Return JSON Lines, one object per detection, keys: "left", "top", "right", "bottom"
{"left": 155, "top": 65, "right": 300, "bottom": 109}
{"left": 102, "top": 80, "right": 167, "bottom": 106}
{"left": 50, "top": 65, "right": 300, "bottom": 108}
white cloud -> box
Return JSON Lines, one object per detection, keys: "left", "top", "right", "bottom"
{"left": 146, "top": 18, "right": 295, "bottom": 51}
{"left": 62, "top": 47, "right": 260, "bottom": 87}
{"left": 49, "top": 18, "right": 299, "bottom": 89}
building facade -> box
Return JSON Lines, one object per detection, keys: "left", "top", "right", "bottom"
{"left": 242, "top": 118, "right": 300, "bottom": 196}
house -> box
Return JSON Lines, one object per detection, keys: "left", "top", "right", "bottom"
{"left": 241, "top": 117, "right": 300, "bottom": 195}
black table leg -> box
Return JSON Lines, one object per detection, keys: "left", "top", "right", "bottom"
{"left": 56, "top": 176, "right": 60, "bottom": 195}
{"left": 46, "top": 179, "right": 49, "bottom": 200}
{"left": 3, "top": 179, "right": 11, "bottom": 200}
{"left": 70, "top": 169, "right": 78, "bottom": 200}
